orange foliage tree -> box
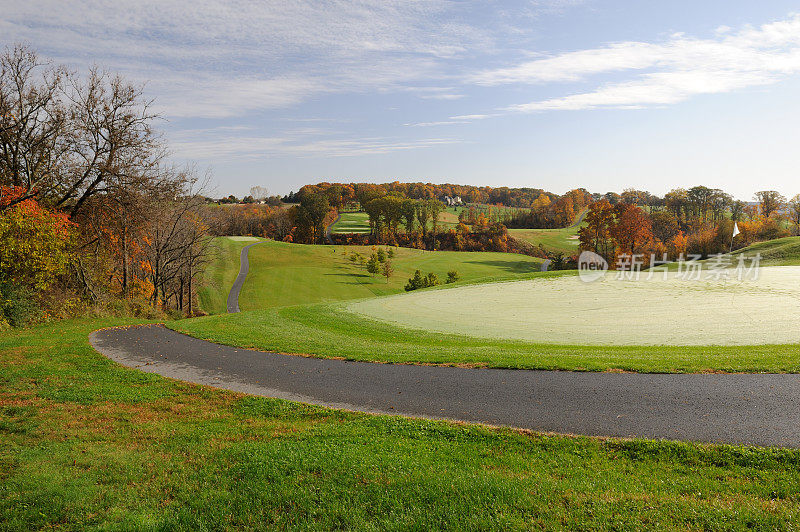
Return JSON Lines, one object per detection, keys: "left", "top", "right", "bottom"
{"left": 0, "top": 187, "right": 74, "bottom": 291}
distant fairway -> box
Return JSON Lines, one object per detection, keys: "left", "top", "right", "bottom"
{"left": 237, "top": 241, "right": 543, "bottom": 310}
{"left": 330, "top": 207, "right": 473, "bottom": 234}
{"left": 507, "top": 208, "right": 587, "bottom": 254}
{"left": 330, "top": 212, "right": 371, "bottom": 233}
{"left": 197, "top": 236, "right": 260, "bottom": 314}
{"left": 507, "top": 227, "right": 580, "bottom": 254}
{"left": 347, "top": 266, "right": 800, "bottom": 346}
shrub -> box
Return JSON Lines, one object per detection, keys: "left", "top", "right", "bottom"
{"left": 405, "top": 270, "right": 440, "bottom": 291}
{"left": 376, "top": 248, "right": 386, "bottom": 262}
{"left": 446, "top": 270, "right": 460, "bottom": 283}
{"left": 405, "top": 270, "right": 426, "bottom": 291}
{"left": 387, "top": 248, "right": 395, "bottom": 259}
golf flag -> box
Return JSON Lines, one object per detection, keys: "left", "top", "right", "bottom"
{"left": 732, "top": 222, "right": 740, "bottom": 238}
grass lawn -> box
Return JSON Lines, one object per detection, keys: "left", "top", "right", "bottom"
{"left": 4, "top": 319, "right": 800, "bottom": 529}
{"left": 330, "top": 211, "right": 371, "bottom": 234}
{"left": 732, "top": 236, "right": 800, "bottom": 266}
{"left": 197, "top": 236, "right": 261, "bottom": 314}
{"left": 237, "top": 240, "right": 543, "bottom": 311}
{"left": 331, "top": 209, "right": 465, "bottom": 234}
{"left": 169, "top": 302, "right": 800, "bottom": 373}
{"left": 508, "top": 227, "right": 580, "bottom": 254}
{"left": 508, "top": 208, "right": 587, "bottom": 255}
{"left": 182, "top": 239, "right": 800, "bottom": 373}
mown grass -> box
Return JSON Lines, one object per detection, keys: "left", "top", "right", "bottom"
{"left": 507, "top": 208, "right": 587, "bottom": 255}
{"left": 238, "top": 241, "right": 543, "bottom": 311}
{"left": 170, "top": 303, "right": 800, "bottom": 373}
{"left": 330, "top": 211, "right": 371, "bottom": 233}
{"left": 508, "top": 226, "right": 581, "bottom": 254}
{"left": 197, "top": 237, "right": 260, "bottom": 314}
{"left": 4, "top": 319, "right": 800, "bottom": 529}
{"left": 331, "top": 208, "right": 470, "bottom": 235}
{"left": 732, "top": 236, "right": 800, "bottom": 266}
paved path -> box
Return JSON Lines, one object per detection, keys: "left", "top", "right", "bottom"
{"left": 90, "top": 324, "right": 800, "bottom": 447}
{"left": 226, "top": 241, "right": 262, "bottom": 313}
{"left": 324, "top": 213, "right": 342, "bottom": 245}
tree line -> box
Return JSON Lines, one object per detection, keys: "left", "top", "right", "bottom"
{"left": 0, "top": 45, "right": 211, "bottom": 326}
{"left": 578, "top": 186, "right": 800, "bottom": 267}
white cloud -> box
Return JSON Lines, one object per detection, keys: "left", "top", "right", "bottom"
{"left": 475, "top": 14, "right": 800, "bottom": 112}
{"left": 406, "top": 113, "right": 496, "bottom": 127}
{"left": 170, "top": 128, "right": 460, "bottom": 159}
{"left": 0, "top": 0, "right": 487, "bottom": 118}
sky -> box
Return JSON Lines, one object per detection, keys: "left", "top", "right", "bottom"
{"left": 3, "top": 0, "right": 800, "bottom": 200}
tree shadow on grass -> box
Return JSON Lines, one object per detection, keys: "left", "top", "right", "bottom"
{"left": 461, "top": 260, "right": 542, "bottom": 273}
{"left": 321, "top": 272, "right": 374, "bottom": 285}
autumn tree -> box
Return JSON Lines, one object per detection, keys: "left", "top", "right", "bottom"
{"left": 0, "top": 187, "right": 73, "bottom": 292}
{"left": 755, "top": 190, "right": 787, "bottom": 218}
{"left": 649, "top": 210, "right": 680, "bottom": 244}
{"left": 578, "top": 200, "right": 615, "bottom": 262}
{"left": 789, "top": 195, "right": 800, "bottom": 235}
{"left": 381, "top": 260, "right": 393, "bottom": 283}
{"left": 610, "top": 203, "right": 654, "bottom": 259}
{"left": 295, "top": 191, "right": 330, "bottom": 243}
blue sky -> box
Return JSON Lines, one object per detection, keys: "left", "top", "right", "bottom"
{"left": 3, "top": 1, "right": 800, "bottom": 200}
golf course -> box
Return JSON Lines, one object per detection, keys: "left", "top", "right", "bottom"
{"left": 9, "top": 6, "right": 800, "bottom": 525}
{"left": 173, "top": 236, "right": 800, "bottom": 373}
{"left": 7, "top": 237, "right": 800, "bottom": 528}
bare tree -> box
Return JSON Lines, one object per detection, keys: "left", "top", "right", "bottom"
{"left": 0, "top": 45, "right": 69, "bottom": 209}
{"left": 250, "top": 185, "right": 269, "bottom": 201}
{"left": 0, "top": 44, "right": 164, "bottom": 217}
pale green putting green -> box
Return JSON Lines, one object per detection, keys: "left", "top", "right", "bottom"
{"left": 345, "top": 266, "right": 800, "bottom": 346}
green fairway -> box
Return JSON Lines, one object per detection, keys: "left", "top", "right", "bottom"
{"left": 508, "top": 208, "right": 587, "bottom": 254}
{"left": 330, "top": 211, "right": 371, "bottom": 233}
{"left": 4, "top": 320, "right": 800, "bottom": 529}
{"left": 508, "top": 226, "right": 580, "bottom": 254}
{"left": 237, "top": 240, "right": 543, "bottom": 310}
{"left": 331, "top": 208, "right": 465, "bottom": 234}
{"left": 197, "top": 236, "right": 261, "bottom": 314}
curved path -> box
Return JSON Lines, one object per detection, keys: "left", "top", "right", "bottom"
{"left": 324, "top": 213, "right": 342, "bottom": 245}
{"left": 90, "top": 324, "right": 800, "bottom": 447}
{"left": 226, "top": 241, "right": 262, "bottom": 313}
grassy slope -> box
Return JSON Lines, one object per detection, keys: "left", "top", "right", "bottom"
{"left": 238, "top": 240, "right": 542, "bottom": 311}
{"left": 508, "top": 226, "right": 580, "bottom": 254}
{"left": 508, "top": 208, "right": 587, "bottom": 255}
{"left": 732, "top": 236, "right": 800, "bottom": 266}
{"left": 664, "top": 236, "right": 800, "bottom": 271}
{"left": 197, "top": 237, "right": 259, "bottom": 314}
{"left": 4, "top": 320, "right": 800, "bottom": 529}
